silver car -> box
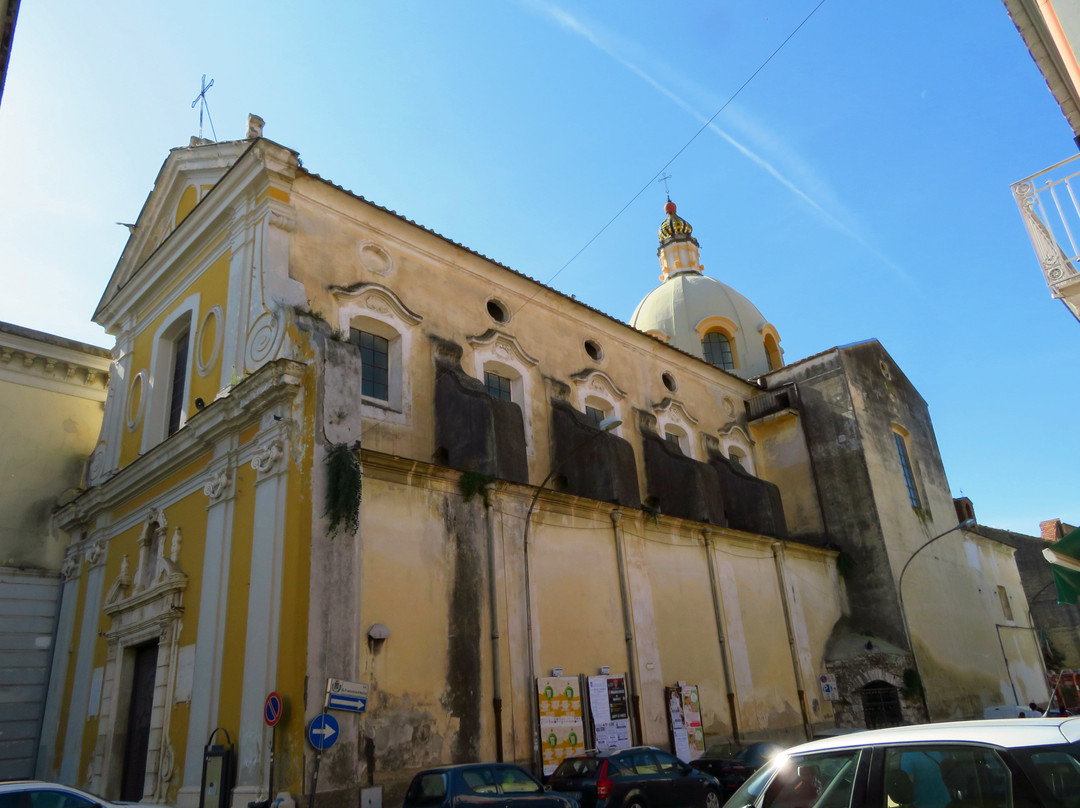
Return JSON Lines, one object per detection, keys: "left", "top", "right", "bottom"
{"left": 723, "top": 717, "right": 1080, "bottom": 808}
{"left": 0, "top": 781, "right": 156, "bottom": 808}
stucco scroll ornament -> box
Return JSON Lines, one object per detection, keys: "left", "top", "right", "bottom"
{"left": 269, "top": 211, "right": 297, "bottom": 232}
{"left": 60, "top": 553, "right": 80, "bottom": 581}
{"left": 84, "top": 541, "right": 106, "bottom": 568}
{"left": 362, "top": 294, "right": 392, "bottom": 316}
{"left": 203, "top": 469, "right": 231, "bottom": 501}
{"left": 155, "top": 742, "right": 176, "bottom": 800}
{"left": 251, "top": 441, "right": 284, "bottom": 474}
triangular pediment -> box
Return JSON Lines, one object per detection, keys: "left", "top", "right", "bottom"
{"left": 93, "top": 139, "right": 256, "bottom": 326}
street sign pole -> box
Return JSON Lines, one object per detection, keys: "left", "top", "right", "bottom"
{"left": 264, "top": 692, "right": 283, "bottom": 802}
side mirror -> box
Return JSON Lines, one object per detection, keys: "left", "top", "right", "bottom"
{"left": 544, "top": 786, "right": 551, "bottom": 792}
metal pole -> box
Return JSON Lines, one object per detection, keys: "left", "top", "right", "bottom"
{"left": 484, "top": 483, "right": 504, "bottom": 761}
{"left": 896, "top": 519, "right": 976, "bottom": 721}
{"left": 704, "top": 530, "right": 740, "bottom": 744}
{"left": 611, "top": 509, "right": 644, "bottom": 745}
{"left": 771, "top": 542, "right": 812, "bottom": 740}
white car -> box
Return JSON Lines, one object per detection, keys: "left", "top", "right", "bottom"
{"left": 0, "top": 781, "right": 155, "bottom": 808}
{"left": 723, "top": 717, "right": 1080, "bottom": 808}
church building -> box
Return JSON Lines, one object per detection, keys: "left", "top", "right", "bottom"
{"left": 36, "top": 117, "right": 1046, "bottom": 808}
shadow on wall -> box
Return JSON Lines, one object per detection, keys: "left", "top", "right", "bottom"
{"left": 549, "top": 401, "right": 640, "bottom": 507}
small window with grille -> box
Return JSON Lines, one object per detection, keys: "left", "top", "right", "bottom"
{"left": 484, "top": 371, "right": 512, "bottom": 402}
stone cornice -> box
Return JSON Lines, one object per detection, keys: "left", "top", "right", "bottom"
{"left": 0, "top": 325, "right": 110, "bottom": 397}
{"left": 55, "top": 358, "right": 306, "bottom": 531}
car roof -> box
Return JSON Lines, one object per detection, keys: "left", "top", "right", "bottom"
{"left": 783, "top": 717, "right": 1080, "bottom": 756}
{"left": 415, "top": 762, "right": 528, "bottom": 773}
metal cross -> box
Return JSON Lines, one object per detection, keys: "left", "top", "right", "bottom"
{"left": 191, "top": 74, "right": 218, "bottom": 141}
{"left": 657, "top": 172, "right": 673, "bottom": 196}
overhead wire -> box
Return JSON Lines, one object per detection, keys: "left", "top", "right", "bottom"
{"left": 348, "top": 1, "right": 827, "bottom": 448}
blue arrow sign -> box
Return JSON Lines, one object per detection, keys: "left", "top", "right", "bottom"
{"left": 327, "top": 692, "right": 367, "bottom": 713}
{"left": 307, "top": 713, "right": 339, "bottom": 750}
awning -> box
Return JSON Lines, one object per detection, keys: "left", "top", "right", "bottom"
{"left": 1042, "top": 527, "right": 1080, "bottom": 605}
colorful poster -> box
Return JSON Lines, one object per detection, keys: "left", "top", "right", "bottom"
{"left": 538, "top": 676, "right": 585, "bottom": 775}
{"left": 588, "top": 674, "right": 632, "bottom": 752}
{"left": 680, "top": 685, "right": 705, "bottom": 760}
{"left": 667, "top": 684, "right": 704, "bottom": 762}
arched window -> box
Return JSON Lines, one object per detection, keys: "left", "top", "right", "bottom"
{"left": 664, "top": 425, "right": 687, "bottom": 453}
{"left": 859, "top": 680, "right": 902, "bottom": 729}
{"left": 764, "top": 335, "right": 782, "bottom": 371}
{"left": 702, "top": 331, "right": 735, "bottom": 370}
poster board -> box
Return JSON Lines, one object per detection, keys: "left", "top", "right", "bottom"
{"left": 666, "top": 683, "right": 705, "bottom": 762}
{"left": 587, "top": 674, "right": 632, "bottom": 752}
{"left": 537, "top": 676, "right": 586, "bottom": 776}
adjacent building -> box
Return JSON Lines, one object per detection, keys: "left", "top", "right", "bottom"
{"left": 0, "top": 321, "right": 109, "bottom": 779}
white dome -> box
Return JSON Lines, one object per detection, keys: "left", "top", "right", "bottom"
{"left": 629, "top": 200, "right": 781, "bottom": 379}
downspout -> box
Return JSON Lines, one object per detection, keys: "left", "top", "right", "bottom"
{"left": 611, "top": 509, "right": 644, "bottom": 744}
{"left": 483, "top": 483, "right": 504, "bottom": 761}
{"left": 772, "top": 541, "right": 812, "bottom": 740}
{"left": 703, "top": 529, "right": 740, "bottom": 744}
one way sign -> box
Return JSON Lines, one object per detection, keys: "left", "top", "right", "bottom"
{"left": 326, "top": 677, "right": 368, "bottom": 713}
{"left": 307, "top": 713, "right": 339, "bottom": 750}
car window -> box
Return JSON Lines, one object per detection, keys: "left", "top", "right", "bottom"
{"left": 1011, "top": 745, "right": 1080, "bottom": 808}
{"left": 462, "top": 767, "right": 499, "bottom": 795}
{"left": 407, "top": 773, "right": 449, "bottom": 806}
{"left": 760, "top": 749, "right": 862, "bottom": 808}
{"left": 553, "top": 758, "right": 600, "bottom": 778}
{"left": 654, "top": 750, "right": 685, "bottom": 774}
{"left": 626, "top": 750, "right": 660, "bottom": 775}
{"left": 0, "top": 791, "right": 97, "bottom": 808}
{"left": 883, "top": 746, "right": 1012, "bottom": 808}
{"left": 497, "top": 767, "right": 544, "bottom": 794}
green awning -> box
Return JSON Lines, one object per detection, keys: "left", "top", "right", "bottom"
{"left": 1043, "top": 527, "right": 1080, "bottom": 605}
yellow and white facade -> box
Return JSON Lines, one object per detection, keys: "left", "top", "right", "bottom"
{"left": 38, "top": 119, "right": 1044, "bottom": 808}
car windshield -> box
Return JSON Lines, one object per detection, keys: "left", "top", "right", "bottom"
{"left": 553, "top": 758, "right": 602, "bottom": 778}
{"left": 406, "top": 772, "right": 448, "bottom": 806}
{"left": 726, "top": 749, "right": 862, "bottom": 808}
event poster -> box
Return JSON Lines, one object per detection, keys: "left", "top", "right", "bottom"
{"left": 667, "top": 683, "right": 704, "bottom": 762}
{"left": 538, "top": 676, "right": 585, "bottom": 775}
{"left": 587, "top": 674, "right": 632, "bottom": 752}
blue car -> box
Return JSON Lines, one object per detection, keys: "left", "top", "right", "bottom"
{"left": 403, "top": 763, "right": 581, "bottom": 808}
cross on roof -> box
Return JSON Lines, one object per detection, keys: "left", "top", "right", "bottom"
{"left": 191, "top": 74, "right": 217, "bottom": 141}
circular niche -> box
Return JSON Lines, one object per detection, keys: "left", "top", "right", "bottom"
{"left": 487, "top": 298, "right": 510, "bottom": 324}
{"left": 584, "top": 339, "right": 604, "bottom": 361}
{"left": 126, "top": 370, "right": 147, "bottom": 431}
{"left": 662, "top": 371, "right": 677, "bottom": 392}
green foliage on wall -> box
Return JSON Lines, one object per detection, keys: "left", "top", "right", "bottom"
{"left": 836, "top": 551, "right": 855, "bottom": 578}
{"left": 459, "top": 470, "right": 494, "bottom": 507}
{"left": 901, "top": 667, "right": 923, "bottom": 699}
{"left": 325, "top": 443, "right": 362, "bottom": 537}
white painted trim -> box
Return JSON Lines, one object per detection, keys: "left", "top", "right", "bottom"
{"left": 142, "top": 295, "right": 200, "bottom": 453}
{"left": 60, "top": 564, "right": 106, "bottom": 784}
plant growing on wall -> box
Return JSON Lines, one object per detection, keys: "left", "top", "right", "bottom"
{"left": 901, "top": 667, "right": 923, "bottom": 699}
{"left": 458, "top": 470, "right": 494, "bottom": 507}
{"left": 325, "top": 443, "right": 362, "bottom": 536}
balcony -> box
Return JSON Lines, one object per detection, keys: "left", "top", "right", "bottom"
{"left": 1011, "top": 155, "right": 1080, "bottom": 321}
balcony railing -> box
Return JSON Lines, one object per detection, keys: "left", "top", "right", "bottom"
{"left": 1011, "top": 154, "right": 1080, "bottom": 303}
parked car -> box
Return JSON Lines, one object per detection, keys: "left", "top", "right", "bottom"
{"left": 722, "top": 716, "right": 1080, "bottom": 808}
{"left": 0, "top": 781, "right": 156, "bottom": 808}
{"left": 547, "top": 746, "right": 723, "bottom": 808}
{"left": 690, "top": 742, "right": 784, "bottom": 797}
{"left": 402, "top": 763, "right": 580, "bottom": 808}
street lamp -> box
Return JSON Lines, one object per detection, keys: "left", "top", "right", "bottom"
{"left": 523, "top": 415, "right": 621, "bottom": 774}
{"left": 897, "top": 517, "right": 976, "bottom": 721}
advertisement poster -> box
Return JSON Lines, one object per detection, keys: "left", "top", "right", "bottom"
{"left": 680, "top": 685, "right": 705, "bottom": 760}
{"left": 538, "top": 676, "right": 585, "bottom": 775}
{"left": 587, "top": 674, "right": 631, "bottom": 752}
{"left": 666, "top": 684, "right": 704, "bottom": 762}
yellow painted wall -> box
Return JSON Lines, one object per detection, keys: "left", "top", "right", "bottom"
{"left": 118, "top": 249, "right": 230, "bottom": 469}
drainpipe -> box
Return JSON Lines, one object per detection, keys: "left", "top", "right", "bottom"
{"left": 703, "top": 529, "right": 740, "bottom": 744}
{"left": 484, "top": 483, "right": 504, "bottom": 761}
{"left": 772, "top": 541, "right": 812, "bottom": 740}
{"left": 611, "top": 509, "right": 644, "bottom": 745}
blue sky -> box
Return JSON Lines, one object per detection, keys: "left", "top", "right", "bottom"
{"left": 0, "top": 1, "right": 1075, "bottom": 535}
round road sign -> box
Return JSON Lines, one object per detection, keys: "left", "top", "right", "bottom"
{"left": 264, "top": 692, "right": 283, "bottom": 726}
{"left": 307, "top": 713, "right": 339, "bottom": 750}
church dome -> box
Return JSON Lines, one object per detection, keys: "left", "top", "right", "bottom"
{"left": 630, "top": 201, "right": 782, "bottom": 379}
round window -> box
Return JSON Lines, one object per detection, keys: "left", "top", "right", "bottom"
{"left": 662, "top": 372, "right": 677, "bottom": 392}
{"left": 487, "top": 299, "right": 510, "bottom": 323}
{"left": 584, "top": 339, "right": 603, "bottom": 361}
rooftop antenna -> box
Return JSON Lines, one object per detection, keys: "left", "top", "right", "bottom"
{"left": 657, "top": 172, "right": 673, "bottom": 197}
{"left": 191, "top": 74, "right": 218, "bottom": 141}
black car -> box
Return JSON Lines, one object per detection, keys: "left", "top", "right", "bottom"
{"left": 403, "top": 763, "right": 580, "bottom": 808}
{"left": 690, "top": 742, "right": 784, "bottom": 797}
{"left": 547, "top": 747, "right": 722, "bottom": 808}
